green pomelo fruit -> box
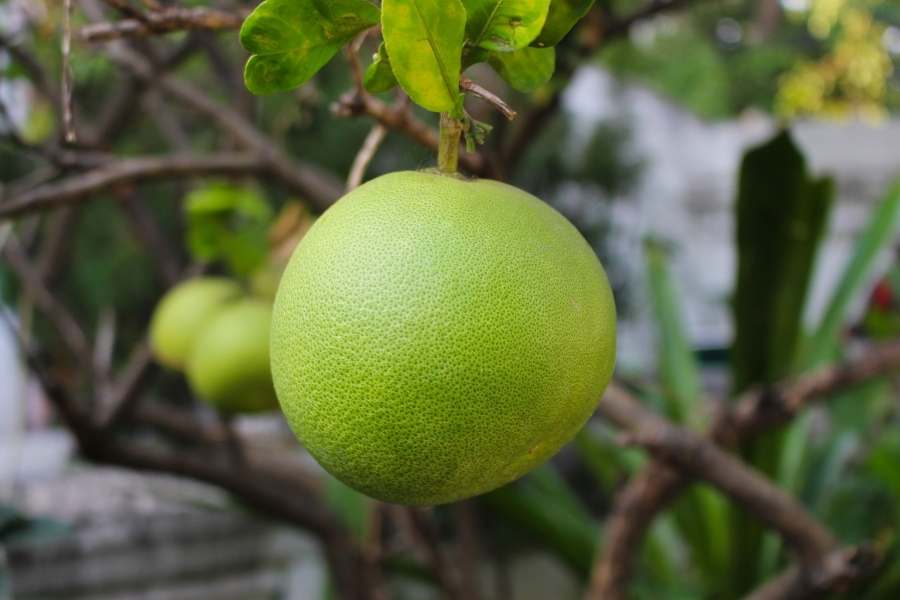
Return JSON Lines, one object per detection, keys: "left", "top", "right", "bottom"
{"left": 150, "top": 277, "right": 243, "bottom": 370}
{"left": 187, "top": 299, "right": 278, "bottom": 414}
{"left": 271, "top": 171, "right": 617, "bottom": 505}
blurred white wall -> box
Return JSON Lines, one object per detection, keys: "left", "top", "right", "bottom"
{"left": 561, "top": 67, "right": 900, "bottom": 370}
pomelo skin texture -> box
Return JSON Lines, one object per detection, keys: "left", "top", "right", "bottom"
{"left": 271, "top": 171, "right": 616, "bottom": 505}
{"left": 187, "top": 299, "right": 279, "bottom": 414}
{"left": 150, "top": 277, "right": 242, "bottom": 370}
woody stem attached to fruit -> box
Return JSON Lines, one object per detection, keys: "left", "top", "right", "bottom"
{"left": 437, "top": 112, "right": 463, "bottom": 175}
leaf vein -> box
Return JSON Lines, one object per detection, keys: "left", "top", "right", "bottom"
{"left": 410, "top": 0, "right": 459, "bottom": 108}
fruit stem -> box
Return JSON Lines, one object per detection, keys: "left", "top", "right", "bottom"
{"left": 438, "top": 113, "right": 462, "bottom": 174}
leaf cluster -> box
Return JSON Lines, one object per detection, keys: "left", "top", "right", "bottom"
{"left": 240, "top": 0, "right": 597, "bottom": 114}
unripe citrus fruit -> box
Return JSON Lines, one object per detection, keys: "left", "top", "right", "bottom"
{"left": 187, "top": 299, "right": 278, "bottom": 414}
{"left": 150, "top": 277, "right": 242, "bottom": 370}
{"left": 271, "top": 171, "right": 616, "bottom": 505}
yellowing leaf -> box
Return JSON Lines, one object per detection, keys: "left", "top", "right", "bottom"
{"left": 382, "top": 0, "right": 466, "bottom": 113}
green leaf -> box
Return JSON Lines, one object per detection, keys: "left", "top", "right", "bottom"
{"left": 802, "top": 178, "right": 900, "bottom": 368}
{"left": 732, "top": 129, "right": 834, "bottom": 392}
{"left": 641, "top": 516, "right": 693, "bottom": 591}
{"left": 573, "top": 424, "right": 641, "bottom": 490}
{"left": 382, "top": 0, "right": 466, "bottom": 113}
{"left": 324, "top": 475, "right": 374, "bottom": 542}
{"left": 240, "top": 0, "right": 380, "bottom": 95}
{"left": 761, "top": 181, "right": 900, "bottom": 593}
{"left": 484, "top": 473, "right": 598, "bottom": 576}
{"left": 462, "top": 0, "right": 552, "bottom": 52}
{"left": 532, "top": 0, "right": 595, "bottom": 47}
{"left": 488, "top": 46, "right": 555, "bottom": 92}
{"left": 643, "top": 239, "right": 702, "bottom": 427}
{"left": 526, "top": 464, "right": 592, "bottom": 521}
{"left": 643, "top": 240, "right": 731, "bottom": 589}
{"left": 728, "top": 129, "right": 834, "bottom": 596}
{"left": 364, "top": 42, "right": 398, "bottom": 93}
{"left": 184, "top": 183, "right": 273, "bottom": 278}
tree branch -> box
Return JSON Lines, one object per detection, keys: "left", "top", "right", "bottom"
{"left": 81, "top": 7, "right": 246, "bottom": 42}
{"left": 347, "top": 123, "right": 388, "bottom": 191}
{"left": 2, "top": 235, "right": 91, "bottom": 360}
{"left": 742, "top": 545, "right": 880, "bottom": 600}
{"left": 333, "top": 91, "right": 490, "bottom": 177}
{"left": 403, "top": 508, "right": 463, "bottom": 599}
{"left": 603, "top": 385, "right": 837, "bottom": 563}
{"left": 0, "top": 153, "right": 267, "bottom": 219}
{"left": 103, "top": 43, "right": 343, "bottom": 207}
{"left": 461, "top": 77, "right": 517, "bottom": 121}
{"left": 587, "top": 342, "right": 900, "bottom": 599}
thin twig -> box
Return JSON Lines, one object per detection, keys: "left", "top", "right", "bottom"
{"left": 347, "top": 124, "right": 388, "bottom": 191}
{"left": 2, "top": 235, "right": 90, "bottom": 360}
{"left": 455, "top": 502, "right": 483, "bottom": 600}
{"left": 99, "top": 340, "right": 156, "bottom": 427}
{"left": 101, "top": 0, "right": 151, "bottom": 22}
{"left": 404, "top": 508, "right": 463, "bottom": 599}
{"left": 92, "top": 308, "right": 117, "bottom": 407}
{"left": 220, "top": 413, "right": 245, "bottom": 465}
{"left": 461, "top": 77, "right": 517, "bottom": 121}
{"left": 0, "top": 34, "right": 57, "bottom": 102}
{"left": 333, "top": 91, "right": 490, "bottom": 176}
{"left": 365, "top": 504, "right": 389, "bottom": 600}
{"left": 62, "top": 0, "right": 76, "bottom": 142}
{"left": 346, "top": 31, "right": 369, "bottom": 91}
{"left": 119, "top": 196, "right": 183, "bottom": 285}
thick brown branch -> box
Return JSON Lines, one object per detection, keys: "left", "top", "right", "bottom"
{"left": 722, "top": 341, "right": 900, "bottom": 440}
{"left": 81, "top": 7, "right": 246, "bottom": 42}
{"left": 0, "top": 153, "right": 266, "bottom": 219}
{"left": 589, "top": 464, "right": 686, "bottom": 600}
{"left": 588, "top": 341, "right": 900, "bottom": 599}
{"left": 602, "top": 385, "right": 837, "bottom": 563}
